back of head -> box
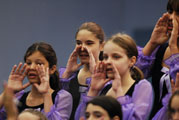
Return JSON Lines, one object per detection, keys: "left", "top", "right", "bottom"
{"left": 106, "top": 33, "right": 144, "bottom": 80}
{"left": 20, "top": 109, "right": 48, "bottom": 120}
{"left": 24, "top": 42, "right": 61, "bottom": 91}
{"left": 87, "top": 96, "right": 123, "bottom": 119}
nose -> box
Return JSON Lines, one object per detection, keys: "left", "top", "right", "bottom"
{"left": 29, "top": 63, "right": 36, "bottom": 70}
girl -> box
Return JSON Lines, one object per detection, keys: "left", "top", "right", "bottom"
{"left": 76, "top": 33, "right": 153, "bottom": 120}
{"left": 80, "top": 96, "right": 122, "bottom": 120}
{"left": 59, "top": 22, "right": 105, "bottom": 119}
{"left": 0, "top": 42, "right": 72, "bottom": 120}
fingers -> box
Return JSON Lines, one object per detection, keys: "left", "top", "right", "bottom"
{"left": 96, "top": 62, "right": 106, "bottom": 73}
{"left": 36, "top": 65, "right": 49, "bottom": 82}
{"left": 22, "top": 82, "right": 31, "bottom": 89}
{"left": 11, "top": 62, "right": 28, "bottom": 75}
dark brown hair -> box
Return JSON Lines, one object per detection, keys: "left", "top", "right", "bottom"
{"left": 86, "top": 96, "right": 123, "bottom": 119}
{"left": 24, "top": 42, "right": 61, "bottom": 91}
{"left": 167, "top": 0, "right": 179, "bottom": 14}
{"left": 106, "top": 33, "right": 144, "bottom": 81}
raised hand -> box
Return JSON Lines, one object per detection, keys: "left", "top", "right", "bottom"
{"left": 171, "top": 73, "right": 179, "bottom": 94}
{"left": 86, "top": 47, "right": 96, "bottom": 74}
{"left": 8, "top": 62, "right": 30, "bottom": 92}
{"left": 88, "top": 62, "right": 110, "bottom": 96}
{"left": 33, "top": 65, "right": 50, "bottom": 94}
{"left": 168, "top": 14, "right": 179, "bottom": 55}
{"left": 150, "top": 13, "right": 170, "bottom": 45}
{"left": 143, "top": 13, "right": 170, "bottom": 56}
{"left": 62, "top": 46, "right": 83, "bottom": 78}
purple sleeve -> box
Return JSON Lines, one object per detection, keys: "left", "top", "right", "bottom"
{"left": 135, "top": 46, "right": 159, "bottom": 78}
{"left": 117, "top": 80, "right": 153, "bottom": 120}
{"left": 152, "top": 93, "right": 171, "bottom": 120}
{"left": 59, "top": 67, "right": 77, "bottom": 90}
{"left": 74, "top": 95, "right": 94, "bottom": 120}
{"left": 164, "top": 53, "right": 179, "bottom": 82}
{"left": 0, "top": 90, "right": 25, "bottom": 120}
{"left": 44, "top": 90, "right": 73, "bottom": 120}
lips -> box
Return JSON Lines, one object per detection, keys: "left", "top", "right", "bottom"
{"left": 28, "top": 72, "right": 37, "bottom": 79}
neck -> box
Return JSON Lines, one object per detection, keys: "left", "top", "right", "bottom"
{"left": 83, "top": 64, "right": 90, "bottom": 72}
{"left": 120, "top": 71, "right": 135, "bottom": 87}
{"left": 30, "top": 86, "right": 43, "bottom": 98}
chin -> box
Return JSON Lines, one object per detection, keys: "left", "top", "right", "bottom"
{"left": 79, "top": 59, "right": 89, "bottom": 64}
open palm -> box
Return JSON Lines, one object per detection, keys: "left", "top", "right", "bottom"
{"left": 8, "top": 63, "right": 30, "bottom": 92}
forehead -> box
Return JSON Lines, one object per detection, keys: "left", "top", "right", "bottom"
{"left": 76, "top": 30, "right": 98, "bottom": 41}
{"left": 26, "top": 51, "right": 46, "bottom": 60}
{"left": 86, "top": 103, "right": 107, "bottom": 113}
{"left": 104, "top": 41, "right": 126, "bottom": 54}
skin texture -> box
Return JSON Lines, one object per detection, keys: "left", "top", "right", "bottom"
{"left": 170, "top": 96, "right": 179, "bottom": 120}
{"left": 85, "top": 103, "right": 111, "bottom": 120}
{"left": 18, "top": 112, "right": 40, "bottom": 120}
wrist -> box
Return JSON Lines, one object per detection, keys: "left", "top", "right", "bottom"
{"left": 62, "top": 70, "right": 73, "bottom": 78}
{"left": 88, "top": 88, "right": 100, "bottom": 96}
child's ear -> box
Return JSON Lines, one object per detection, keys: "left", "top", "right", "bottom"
{"left": 112, "top": 116, "right": 120, "bottom": 120}
{"left": 100, "top": 41, "right": 105, "bottom": 51}
{"left": 129, "top": 56, "right": 136, "bottom": 67}
{"left": 49, "top": 65, "right": 57, "bottom": 75}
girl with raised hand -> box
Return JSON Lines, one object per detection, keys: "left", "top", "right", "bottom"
{"left": 135, "top": 1, "right": 179, "bottom": 117}
{"left": 76, "top": 33, "right": 153, "bottom": 120}
{"left": 0, "top": 42, "right": 72, "bottom": 120}
{"left": 59, "top": 22, "right": 105, "bottom": 120}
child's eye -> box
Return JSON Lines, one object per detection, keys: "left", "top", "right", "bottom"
{"left": 86, "top": 42, "right": 93, "bottom": 45}
{"left": 103, "top": 55, "right": 108, "bottom": 60}
{"left": 85, "top": 112, "right": 90, "bottom": 118}
{"left": 26, "top": 62, "right": 31, "bottom": 65}
{"left": 94, "top": 112, "right": 102, "bottom": 118}
{"left": 113, "top": 55, "right": 120, "bottom": 59}
{"left": 76, "top": 40, "right": 82, "bottom": 45}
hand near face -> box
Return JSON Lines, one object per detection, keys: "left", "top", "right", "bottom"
{"left": 111, "top": 63, "right": 123, "bottom": 98}
{"left": 150, "top": 13, "right": 170, "bottom": 45}
{"left": 88, "top": 62, "right": 110, "bottom": 96}
{"left": 33, "top": 65, "right": 50, "bottom": 94}
{"left": 87, "top": 47, "right": 97, "bottom": 74}
{"left": 62, "top": 46, "right": 83, "bottom": 78}
{"left": 8, "top": 62, "right": 30, "bottom": 92}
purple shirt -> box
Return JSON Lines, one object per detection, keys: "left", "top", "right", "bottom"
{"left": 0, "top": 89, "right": 72, "bottom": 120}
{"left": 75, "top": 79, "right": 153, "bottom": 120}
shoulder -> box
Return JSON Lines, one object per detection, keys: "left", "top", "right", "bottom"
{"left": 56, "top": 89, "right": 72, "bottom": 100}
{"left": 135, "top": 79, "right": 152, "bottom": 90}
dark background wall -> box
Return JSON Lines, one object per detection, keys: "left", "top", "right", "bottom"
{"left": 0, "top": 0, "right": 167, "bottom": 92}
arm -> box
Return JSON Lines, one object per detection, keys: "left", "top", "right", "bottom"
{"left": 62, "top": 46, "right": 83, "bottom": 79}
{"left": 136, "top": 13, "right": 170, "bottom": 78}
{"left": 117, "top": 80, "right": 153, "bottom": 120}
{"left": 3, "top": 84, "right": 18, "bottom": 120}
{"left": 44, "top": 90, "right": 73, "bottom": 120}
{"left": 164, "top": 15, "right": 179, "bottom": 81}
